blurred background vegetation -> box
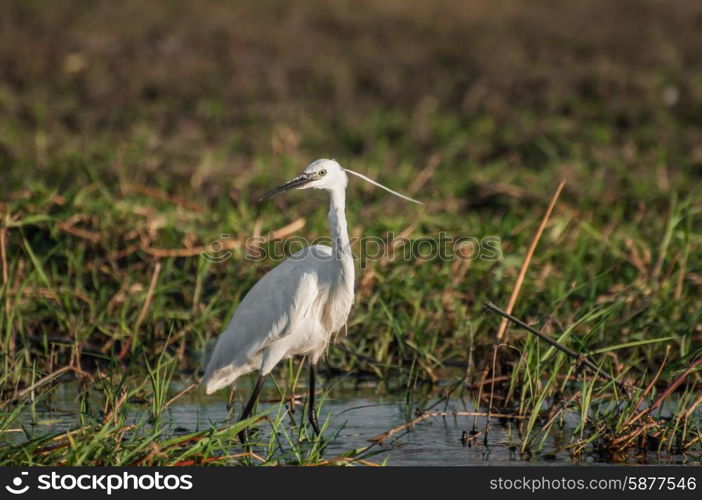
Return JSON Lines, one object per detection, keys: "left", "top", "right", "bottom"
{"left": 1, "top": 0, "right": 701, "bottom": 388}
{"left": 3, "top": 0, "right": 702, "bottom": 192}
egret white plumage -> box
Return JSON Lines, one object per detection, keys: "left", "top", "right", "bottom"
{"left": 201, "top": 158, "right": 420, "bottom": 441}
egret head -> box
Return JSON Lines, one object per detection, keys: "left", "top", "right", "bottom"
{"left": 259, "top": 159, "right": 346, "bottom": 201}
{"left": 259, "top": 158, "right": 422, "bottom": 204}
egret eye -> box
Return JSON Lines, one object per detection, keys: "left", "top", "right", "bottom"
{"left": 319, "top": 169, "right": 327, "bottom": 176}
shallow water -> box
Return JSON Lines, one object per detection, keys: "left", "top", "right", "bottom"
{"left": 10, "top": 378, "right": 699, "bottom": 466}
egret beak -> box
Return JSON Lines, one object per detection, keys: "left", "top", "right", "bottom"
{"left": 258, "top": 173, "right": 313, "bottom": 202}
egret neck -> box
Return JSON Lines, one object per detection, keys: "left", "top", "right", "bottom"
{"left": 328, "top": 185, "right": 354, "bottom": 293}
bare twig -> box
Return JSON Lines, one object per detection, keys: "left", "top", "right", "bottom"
{"left": 484, "top": 302, "right": 627, "bottom": 391}
{"left": 368, "top": 410, "right": 525, "bottom": 444}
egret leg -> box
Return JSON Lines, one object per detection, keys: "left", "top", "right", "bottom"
{"left": 308, "top": 362, "right": 321, "bottom": 436}
{"left": 238, "top": 374, "right": 264, "bottom": 444}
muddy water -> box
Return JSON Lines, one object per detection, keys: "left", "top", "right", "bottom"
{"left": 11, "top": 379, "right": 697, "bottom": 465}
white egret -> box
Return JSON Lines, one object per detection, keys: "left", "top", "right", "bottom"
{"left": 201, "top": 158, "right": 420, "bottom": 441}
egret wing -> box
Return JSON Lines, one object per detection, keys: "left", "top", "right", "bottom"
{"left": 202, "top": 255, "right": 322, "bottom": 392}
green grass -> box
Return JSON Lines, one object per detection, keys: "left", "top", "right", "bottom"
{"left": 1, "top": 0, "right": 701, "bottom": 465}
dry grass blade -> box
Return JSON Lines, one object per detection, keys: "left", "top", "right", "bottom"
{"left": 647, "top": 357, "right": 702, "bottom": 415}
{"left": 171, "top": 452, "right": 265, "bottom": 466}
{"left": 9, "top": 287, "right": 91, "bottom": 304}
{"left": 1, "top": 224, "right": 11, "bottom": 353}
{"left": 625, "top": 345, "right": 670, "bottom": 427}
{"left": 611, "top": 357, "right": 702, "bottom": 450}
{"left": 141, "top": 219, "right": 304, "bottom": 258}
{"left": 1, "top": 225, "right": 8, "bottom": 288}
{"left": 678, "top": 392, "right": 702, "bottom": 421}
{"left": 142, "top": 244, "right": 237, "bottom": 258}
{"left": 103, "top": 389, "right": 129, "bottom": 426}
{"left": 268, "top": 217, "right": 306, "bottom": 240}
{"left": 136, "top": 261, "right": 161, "bottom": 330}
{"left": 408, "top": 154, "right": 440, "bottom": 194}
{"left": 57, "top": 221, "right": 101, "bottom": 243}
{"left": 164, "top": 382, "right": 198, "bottom": 409}
{"left": 609, "top": 420, "right": 659, "bottom": 448}
{"left": 314, "top": 457, "right": 382, "bottom": 466}
{"left": 119, "top": 262, "right": 162, "bottom": 359}
{"left": 2, "top": 365, "right": 72, "bottom": 407}
{"left": 496, "top": 180, "right": 566, "bottom": 343}
{"left": 124, "top": 182, "right": 206, "bottom": 213}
